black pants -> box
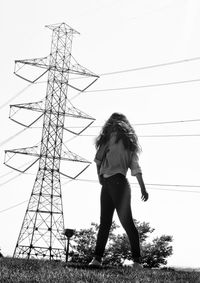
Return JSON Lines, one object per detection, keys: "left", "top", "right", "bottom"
{"left": 94, "top": 173, "right": 141, "bottom": 262}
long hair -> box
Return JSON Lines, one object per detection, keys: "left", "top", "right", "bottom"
{"left": 95, "top": 112, "right": 141, "bottom": 154}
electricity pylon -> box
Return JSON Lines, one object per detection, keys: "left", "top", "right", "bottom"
{"left": 4, "top": 23, "right": 99, "bottom": 260}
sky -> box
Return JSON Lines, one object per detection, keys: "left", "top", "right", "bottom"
{"left": 0, "top": 0, "right": 200, "bottom": 268}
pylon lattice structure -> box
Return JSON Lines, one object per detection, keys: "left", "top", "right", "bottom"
{"left": 4, "top": 23, "right": 99, "bottom": 260}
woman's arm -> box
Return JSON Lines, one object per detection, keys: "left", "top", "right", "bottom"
{"left": 96, "top": 164, "right": 103, "bottom": 185}
{"left": 135, "top": 173, "right": 149, "bottom": 201}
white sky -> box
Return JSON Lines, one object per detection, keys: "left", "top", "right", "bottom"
{"left": 0, "top": 0, "right": 200, "bottom": 268}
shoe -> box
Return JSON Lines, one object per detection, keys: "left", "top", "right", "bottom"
{"left": 132, "top": 262, "right": 143, "bottom": 270}
{"left": 89, "top": 258, "right": 102, "bottom": 267}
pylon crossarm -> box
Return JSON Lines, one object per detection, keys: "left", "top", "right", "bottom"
{"left": 5, "top": 146, "right": 39, "bottom": 156}
{"left": 14, "top": 57, "right": 50, "bottom": 83}
{"left": 9, "top": 100, "right": 94, "bottom": 121}
{"left": 64, "top": 108, "right": 94, "bottom": 119}
{"left": 4, "top": 157, "right": 40, "bottom": 173}
{"left": 61, "top": 146, "right": 91, "bottom": 163}
{"left": 81, "top": 77, "right": 99, "bottom": 92}
{"left": 14, "top": 55, "right": 99, "bottom": 79}
{"left": 4, "top": 146, "right": 40, "bottom": 173}
{"left": 69, "top": 55, "right": 99, "bottom": 78}
{"left": 14, "top": 69, "right": 49, "bottom": 84}
{"left": 5, "top": 146, "right": 91, "bottom": 163}
{"left": 58, "top": 171, "right": 75, "bottom": 180}
{"left": 9, "top": 101, "right": 44, "bottom": 127}
{"left": 9, "top": 113, "right": 44, "bottom": 128}
{"left": 63, "top": 120, "right": 95, "bottom": 135}
{"left": 68, "top": 68, "right": 98, "bottom": 77}
{"left": 73, "top": 164, "right": 91, "bottom": 178}
{"left": 10, "top": 101, "right": 44, "bottom": 112}
{"left": 59, "top": 164, "right": 90, "bottom": 180}
{"left": 68, "top": 76, "right": 99, "bottom": 92}
{"left": 65, "top": 99, "right": 95, "bottom": 120}
{"left": 15, "top": 56, "right": 50, "bottom": 70}
{"left": 45, "top": 22, "right": 80, "bottom": 34}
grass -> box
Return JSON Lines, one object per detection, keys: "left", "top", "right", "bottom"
{"left": 0, "top": 257, "right": 200, "bottom": 283}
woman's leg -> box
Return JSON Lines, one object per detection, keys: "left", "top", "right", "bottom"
{"left": 94, "top": 181, "right": 115, "bottom": 260}
{"left": 108, "top": 174, "right": 141, "bottom": 262}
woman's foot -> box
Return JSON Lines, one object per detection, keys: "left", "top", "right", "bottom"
{"left": 132, "top": 262, "right": 143, "bottom": 270}
{"left": 89, "top": 258, "right": 102, "bottom": 267}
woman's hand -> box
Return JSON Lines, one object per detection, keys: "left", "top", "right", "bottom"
{"left": 136, "top": 173, "right": 149, "bottom": 202}
{"left": 141, "top": 190, "right": 149, "bottom": 201}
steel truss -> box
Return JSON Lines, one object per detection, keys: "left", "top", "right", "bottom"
{"left": 4, "top": 23, "right": 99, "bottom": 260}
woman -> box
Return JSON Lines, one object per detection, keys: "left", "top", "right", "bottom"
{"left": 89, "top": 112, "right": 149, "bottom": 269}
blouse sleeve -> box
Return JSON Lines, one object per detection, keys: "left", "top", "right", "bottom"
{"left": 94, "top": 144, "right": 108, "bottom": 166}
{"left": 130, "top": 153, "right": 142, "bottom": 176}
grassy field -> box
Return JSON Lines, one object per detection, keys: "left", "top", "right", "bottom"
{"left": 0, "top": 257, "right": 200, "bottom": 283}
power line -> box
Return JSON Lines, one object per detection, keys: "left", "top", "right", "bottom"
{"left": 1, "top": 58, "right": 200, "bottom": 192}
{"left": 1, "top": 129, "right": 199, "bottom": 152}
{"left": 2, "top": 56, "right": 200, "bottom": 112}
{"left": 1, "top": 125, "right": 199, "bottom": 185}
{"left": 85, "top": 78, "right": 200, "bottom": 93}
{"left": 0, "top": 200, "right": 28, "bottom": 214}
{"left": 0, "top": 172, "right": 22, "bottom": 188}
{"left": 37, "top": 56, "right": 200, "bottom": 82}
{"left": 0, "top": 125, "right": 41, "bottom": 148}
{"left": 3, "top": 172, "right": 200, "bottom": 191}
{"left": 133, "top": 118, "right": 200, "bottom": 126}
{"left": 0, "top": 84, "right": 32, "bottom": 111}
{"left": 77, "top": 133, "right": 200, "bottom": 138}
{"left": 1, "top": 117, "right": 200, "bottom": 150}
{"left": 0, "top": 170, "right": 15, "bottom": 179}
{"left": 1, "top": 125, "right": 199, "bottom": 190}
{"left": 34, "top": 56, "right": 200, "bottom": 100}
{"left": 2, "top": 117, "right": 200, "bottom": 148}
{"left": 75, "top": 177, "right": 200, "bottom": 188}
{"left": 0, "top": 128, "right": 27, "bottom": 147}
{"left": 28, "top": 118, "right": 200, "bottom": 129}
{"left": 0, "top": 156, "right": 40, "bottom": 185}
{"left": 139, "top": 134, "right": 200, "bottom": 138}
{"left": 99, "top": 56, "right": 200, "bottom": 76}
{"left": 1, "top": 178, "right": 200, "bottom": 215}
{"left": 74, "top": 178, "right": 200, "bottom": 193}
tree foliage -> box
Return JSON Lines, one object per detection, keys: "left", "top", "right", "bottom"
{"left": 69, "top": 222, "right": 118, "bottom": 264}
{"left": 141, "top": 235, "right": 173, "bottom": 268}
{"left": 69, "top": 220, "right": 173, "bottom": 268}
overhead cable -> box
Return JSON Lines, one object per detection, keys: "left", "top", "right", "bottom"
{"left": 0, "top": 84, "right": 32, "bottom": 111}
{"left": 14, "top": 117, "right": 200, "bottom": 132}
{"left": 73, "top": 178, "right": 200, "bottom": 193}
{"left": 54, "top": 118, "right": 200, "bottom": 129}
{"left": 85, "top": 78, "right": 200, "bottom": 93}
{"left": 2, "top": 56, "right": 200, "bottom": 111}
{"left": 99, "top": 56, "right": 200, "bottom": 76}
{"left": 75, "top": 177, "right": 200, "bottom": 188}
{"left": 2, "top": 57, "right": 200, "bottom": 112}
{"left": 1, "top": 178, "right": 199, "bottom": 215}
{"left": 36, "top": 56, "right": 200, "bottom": 82}
{"left": 0, "top": 172, "right": 23, "bottom": 188}
{"left": 0, "top": 200, "right": 28, "bottom": 214}
{"left": 133, "top": 118, "right": 200, "bottom": 126}
{"left": 0, "top": 128, "right": 27, "bottom": 147}
{"left": 139, "top": 134, "right": 200, "bottom": 138}
{"left": 77, "top": 133, "right": 200, "bottom": 138}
